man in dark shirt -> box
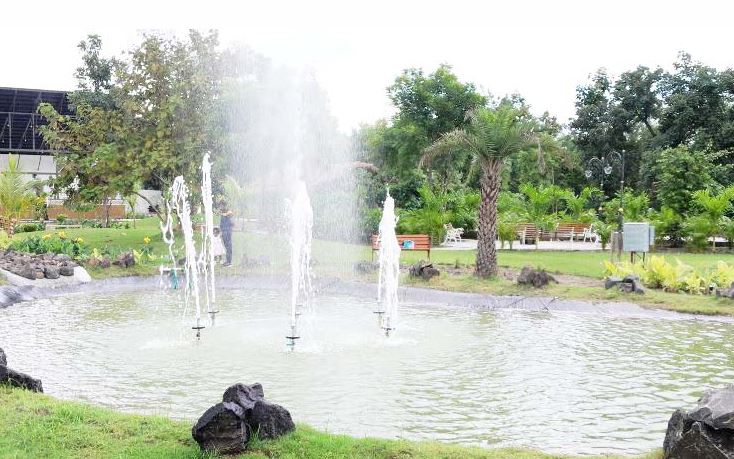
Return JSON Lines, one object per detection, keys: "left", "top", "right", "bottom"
{"left": 219, "top": 204, "right": 234, "bottom": 267}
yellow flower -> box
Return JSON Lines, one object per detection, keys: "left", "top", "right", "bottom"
{"left": 58, "top": 231, "right": 67, "bottom": 239}
{"left": 143, "top": 236, "right": 151, "bottom": 245}
{"left": 75, "top": 237, "right": 84, "bottom": 244}
{"left": 618, "top": 207, "right": 624, "bottom": 213}
{"left": 42, "top": 234, "right": 52, "bottom": 240}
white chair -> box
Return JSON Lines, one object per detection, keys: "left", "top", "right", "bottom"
{"left": 443, "top": 224, "right": 464, "bottom": 244}
{"left": 582, "top": 225, "right": 599, "bottom": 243}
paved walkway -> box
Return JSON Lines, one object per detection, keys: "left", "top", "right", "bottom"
{"left": 434, "top": 239, "right": 604, "bottom": 251}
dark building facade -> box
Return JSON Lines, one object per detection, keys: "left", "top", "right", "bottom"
{"left": 0, "top": 87, "right": 71, "bottom": 154}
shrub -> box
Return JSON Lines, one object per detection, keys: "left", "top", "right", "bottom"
{"left": 56, "top": 214, "right": 68, "bottom": 224}
{"left": 603, "top": 256, "right": 734, "bottom": 294}
{"left": 15, "top": 222, "right": 44, "bottom": 233}
{"left": 9, "top": 233, "right": 89, "bottom": 259}
{"left": 683, "top": 215, "right": 716, "bottom": 251}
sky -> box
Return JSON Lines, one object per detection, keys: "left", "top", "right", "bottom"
{"left": 4, "top": 0, "right": 734, "bottom": 132}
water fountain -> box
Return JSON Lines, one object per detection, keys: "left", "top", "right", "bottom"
{"left": 199, "top": 152, "right": 218, "bottom": 323}
{"left": 160, "top": 176, "right": 205, "bottom": 339}
{"left": 377, "top": 190, "right": 400, "bottom": 336}
{"left": 286, "top": 180, "right": 314, "bottom": 347}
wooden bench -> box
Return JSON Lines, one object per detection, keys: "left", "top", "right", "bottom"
{"left": 516, "top": 224, "right": 541, "bottom": 245}
{"left": 554, "top": 223, "right": 591, "bottom": 242}
{"left": 371, "top": 234, "right": 431, "bottom": 260}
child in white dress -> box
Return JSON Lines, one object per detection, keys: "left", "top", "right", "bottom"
{"left": 212, "top": 227, "right": 227, "bottom": 264}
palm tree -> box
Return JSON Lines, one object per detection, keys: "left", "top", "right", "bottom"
{"left": 0, "top": 154, "right": 38, "bottom": 229}
{"left": 422, "top": 104, "right": 537, "bottom": 277}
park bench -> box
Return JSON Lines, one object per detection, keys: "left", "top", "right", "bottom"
{"left": 553, "top": 223, "right": 592, "bottom": 242}
{"left": 371, "top": 234, "right": 431, "bottom": 260}
{"left": 516, "top": 224, "right": 541, "bottom": 245}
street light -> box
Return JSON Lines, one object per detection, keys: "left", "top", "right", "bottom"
{"left": 585, "top": 151, "right": 625, "bottom": 230}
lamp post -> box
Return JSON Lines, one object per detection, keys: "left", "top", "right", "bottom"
{"left": 585, "top": 151, "right": 624, "bottom": 230}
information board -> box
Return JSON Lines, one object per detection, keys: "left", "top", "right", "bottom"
{"left": 623, "top": 222, "right": 652, "bottom": 252}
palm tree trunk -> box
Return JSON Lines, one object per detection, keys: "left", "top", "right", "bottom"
{"left": 476, "top": 158, "right": 503, "bottom": 277}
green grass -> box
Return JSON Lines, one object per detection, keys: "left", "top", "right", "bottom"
{"left": 0, "top": 387, "right": 659, "bottom": 459}
{"left": 403, "top": 272, "right": 734, "bottom": 316}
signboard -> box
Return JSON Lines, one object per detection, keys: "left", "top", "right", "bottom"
{"left": 623, "top": 222, "right": 653, "bottom": 252}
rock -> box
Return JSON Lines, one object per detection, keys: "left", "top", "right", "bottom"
{"left": 248, "top": 400, "right": 295, "bottom": 440}
{"left": 44, "top": 266, "right": 60, "bottom": 279}
{"left": 59, "top": 263, "right": 75, "bottom": 276}
{"left": 664, "top": 386, "right": 734, "bottom": 458}
{"left": 408, "top": 260, "right": 440, "bottom": 280}
{"left": 605, "top": 277, "right": 623, "bottom": 289}
{"left": 17, "top": 264, "right": 36, "bottom": 280}
{"left": 0, "top": 347, "right": 5, "bottom": 366}
{"left": 192, "top": 402, "right": 249, "bottom": 454}
{"left": 0, "top": 365, "right": 43, "bottom": 392}
{"left": 114, "top": 252, "right": 135, "bottom": 268}
{"left": 223, "top": 383, "right": 265, "bottom": 410}
{"left": 620, "top": 275, "right": 645, "bottom": 294}
{"left": 34, "top": 270, "right": 45, "bottom": 279}
{"left": 100, "top": 258, "right": 111, "bottom": 269}
{"left": 353, "top": 260, "right": 378, "bottom": 274}
{"left": 517, "top": 266, "right": 556, "bottom": 288}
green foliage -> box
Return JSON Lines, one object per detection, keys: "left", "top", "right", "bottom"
{"left": 15, "top": 223, "right": 44, "bottom": 233}
{"left": 398, "top": 185, "right": 451, "bottom": 243}
{"left": 10, "top": 233, "right": 89, "bottom": 259}
{"left": 602, "top": 190, "right": 650, "bottom": 223}
{"left": 604, "top": 255, "right": 734, "bottom": 295}
{"left": 683, "top": 215, "right": 717, "bottom": 251}
{"left": 651, "top": 147, "right": 715, "bottom": 215}
{"left": 594, "top": 222, "right": 614, "bottom": 250}
{"left": 519, "top": 183, "right": 561, "bottom": 248}
{"left": 650, "top": 207, "right": 684, "bottom": 246}
{"left": 497, "top": 213, "right": 521, "bottom": 249}
{"left": 360, "top": 208, "right": 382, "bottom": 241}
{"left": 55, "top": 214, "right": 68, "bottom": 224}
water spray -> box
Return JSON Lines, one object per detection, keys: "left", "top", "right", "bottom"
{"left": 377, "top": 189, "right": 400, "bottom": 336}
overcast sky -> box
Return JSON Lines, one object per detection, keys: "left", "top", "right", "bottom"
{"left": 4, "top": 0, "right": 734, "bottom": 131}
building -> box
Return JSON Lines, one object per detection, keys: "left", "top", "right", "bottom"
{"left": 0, "top": 87, "right": 71, "bottom": 182}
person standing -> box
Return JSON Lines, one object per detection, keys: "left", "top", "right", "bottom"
{"left": 219, "top": 204, "right": 234, "bottom": 267}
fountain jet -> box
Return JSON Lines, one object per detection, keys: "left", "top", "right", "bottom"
{"left": 377, "top": 190, "right": 400, "bottom": 336}
{"left": 286, "top": 180, "right": 314, "bottom": 347}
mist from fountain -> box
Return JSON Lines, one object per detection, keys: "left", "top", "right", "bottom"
{"left": 377, "top": 190, "right": 400, "bottom": 335}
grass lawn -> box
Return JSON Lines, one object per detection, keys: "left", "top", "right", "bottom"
{"left": 0, "top": 386, "right": 659, "bottom": 459}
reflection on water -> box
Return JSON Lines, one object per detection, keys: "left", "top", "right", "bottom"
{"left": 1, "top": 288, "right": 733, "bottom": 455}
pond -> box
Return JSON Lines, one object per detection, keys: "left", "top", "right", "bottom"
{"left": 2, "top": 280, "right": 733, "bottom": 456}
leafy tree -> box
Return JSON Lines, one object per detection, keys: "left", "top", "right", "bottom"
{"left": 613, "top": 66, "right": 663, "bottom": 137}
{"left": 398, "top": 185, "right": 451, "bottom": 243}
{"left": 651, "top": 146, "right": 715, "bottom": 214}
{"left": 40, "top": 31, "right": 224, "bottom": 221}
{"left": 690, "top": 187, "right": 734, "bottom": 250}
{"left": 423, "top": 104, "right": 537, "bottom": 277}
{"left": 562, "top": 187, "right": 597, "bottom": 222}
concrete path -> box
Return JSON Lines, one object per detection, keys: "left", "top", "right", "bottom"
{"left": 435, "top": 239, "right": 605, "bottom": 251}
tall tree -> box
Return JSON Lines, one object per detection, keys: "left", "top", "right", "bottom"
{"left": 40, "top": 31, "right": 224, "bottom": 220}
{"left": 422, "top": 104, "right": 537, "bottom": 277}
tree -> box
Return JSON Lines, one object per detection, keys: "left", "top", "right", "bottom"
{"left": 652, "top": 146, "right": 715, "bottom": 214}
{"left": 423, "top": 104, "right": 536, "bottom": 277}
{"left": 39, "top": 31, "right": 224, "bottom": 221}
{"left": 362, "top": 65, "right": 486, "bottom": 201}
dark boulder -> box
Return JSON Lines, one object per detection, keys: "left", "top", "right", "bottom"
{"left": 0, "top": 347, "right": 5, "bottom": 366}
{"left": 248, "top": 400, "right": 295, "bottom": 440}
{"left": 604, "top": 275, "right": 645, "bottom": 294}
{"left": 408, "top": 260, "right": 440, "bottom": 280}
{"left": 17, "top": 264, "right": 37, "bottom": 280}
{"left": 59, "top": 263, "right": 75, "bottom": 277}
{"left": 517, "top": 266, "right": 556, "bottom": 288}
{"left": 664, "top": 386, "right": 734, "bottom": 458}
{"left": 223, "top": 383, "right": 265, "bottom": 410}
{"left": 44, "top": 265, "right": 60, "bottom": 280}
{"left": 192, "top": 402, "right": 249, "bottom": 454}
{"left": 114, "top": 252, "right": 135, "bottom": 268}
{"left": 0, "top": 365, "right": 43, "bottom": 392}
